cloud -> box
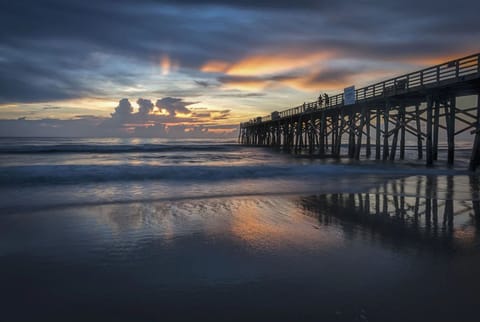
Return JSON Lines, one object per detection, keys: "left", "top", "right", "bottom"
{"left": 100, "top": 97, "right": 234, "bottom": 133}
{"left": 111, "top": 98, "right": 133, "bottom": 118}
{"left": 201, "top": 60, "right": 231, "bottom": 73}
{"left": 225, "top": 51, "right": 333, "bottom": 76}
{"left": 137, "top": 98, "right": 154, "bottom": 115}
{"left": 218, "top": 92, "right": 267, "bottom": 98}
{"left": 217, "top": 62, "right": 393, "bottom": 92}
{"left": 211, "top": 110, "right": 231, "bottom": 120}
{"left": 155, "top": 0, "right": 330, "bottom": 10}
{"left": 155, "top": 97, "right": 193, "bottom": 116}
{"left": 218, "top": 75, "right": 275, "bottom": 91}
{"left": 194, "top": 80, "right": 217, "bottom": 88}
{"left": 0, "top": 95, "right": 238, "bottom": 138}
{"left": 0, "top": 0, "right": 478, "bottom": 114}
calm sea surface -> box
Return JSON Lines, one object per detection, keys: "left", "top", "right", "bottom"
{"left": 1, "top": 137, "right": 479, "bottom": 322}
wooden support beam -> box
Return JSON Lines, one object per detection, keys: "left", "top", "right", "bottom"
{"left": 309, "top": 117, "right": 315, "bottom": 154}
{"left": 335, "top": 113, "right": 346, "bottom": 157}
{"left": 294, "top": 121, "right": 300, "bottom": 152}
{"left": 390, "top": 110, "right": 401, "bottom": 161}
{"left": 332, "top": 114, "right": 338, "bottom": 155}
{"left": 403, "top": 122, "right": 423, "bottom": 138}
{"left": 426, "top": 96, "right": 434, "bottom": 166}
{"left": 416, "top": 115, "right": 448, "bottom": 130}
{"left": 447, "top": 96, "right": 456, "bottom": 165}
{"left": 400, "top": 105, "right": 406, "bottom": 160}
{"left": 453, "top": 113, "right": 476, "bottom": 126}
{"left": 383, "top": 104, "right": 390, "bottom": 160}
{"left": 433, "top": 100, "right": 440, "bottom": 161}
{"left": 355, "top": 110, "right": 365, "bottom": 160}
{"left": 319, "top": 112, "right": 326, "bottom": 156}
{"left": 366, "top": 109, "right": 371, "bottom": 158}
{"left": 469, "top": 94, "right": 480, "bottom": 171}
{"left": 348, "top": 113, "right": 355, "bottom": 158}
{"left": 376, "top": 109, "right": 381, "bottom": 160}
{"left": 456, "top": 108, "right": 478, "bottom": 120}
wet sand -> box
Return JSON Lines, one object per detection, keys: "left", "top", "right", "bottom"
{"left": 1, "top": 175, "right": 480, "bottom": 321}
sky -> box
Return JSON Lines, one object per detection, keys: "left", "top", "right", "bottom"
{"left": 0, "top": 0, "right": 479, "bottom": 137}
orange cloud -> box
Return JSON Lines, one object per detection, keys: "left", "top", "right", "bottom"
{"left": 282, "top": 69, "right": 394, "bottom": 92}
{"left": 218, "top": 75, "right": 274, "bottom": 91}
{"left": 201, "top": 60, "right": 231, "bottom": 73}
{"left": 282, "top": 77, "right": 347, "bottom": 91}
{"left": 201, "top": 50, "right": 334, "bottom": 77}
{"left": 161, "top": 54, "right": 171, "bottom": 75}
{"left": 160, "top": 54, "right": 179, "bottom": 76}
{"left": 404, "top": 51, "right": 476, "bottom": 66}
{"left": 226, "top": 51, "right": 333, "bottom": 76}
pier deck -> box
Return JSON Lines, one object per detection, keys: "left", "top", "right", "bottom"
{"left": 239, "top": 53, "right": 480, "bottom": 170}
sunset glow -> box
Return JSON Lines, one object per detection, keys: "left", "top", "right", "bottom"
{"left": 0, "top": 0, "right": 477, "bottom": 137}
{"left": 226, "top": 51, "right": 333, "bottom": 76}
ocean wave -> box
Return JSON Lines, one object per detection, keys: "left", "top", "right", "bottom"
{"left": 0, "top": 163, "right": 466, "bottom": 186}
{"left": 0, "top": 144, "right": 238, "bottom": 154}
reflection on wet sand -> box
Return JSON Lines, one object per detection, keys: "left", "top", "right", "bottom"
{"left": 85, "top": 197, "right": 339, "bottom": 253}
{"left": 300, "top": 175, "right": 480, "bottom": 251}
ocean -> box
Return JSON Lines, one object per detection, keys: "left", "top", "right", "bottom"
{"left": 1, "top": 137, "right": 480, "bottom": 322}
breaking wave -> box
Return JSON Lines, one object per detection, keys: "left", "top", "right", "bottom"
{"left": 0, "top": 144, "right": 238, "bottom": 154}
{"left": 0, "top": 163, "right": 465, "bottom": 187}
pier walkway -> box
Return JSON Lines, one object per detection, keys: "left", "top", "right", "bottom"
{"left": 239, "top": 53, "right": 480, "bottom": 170}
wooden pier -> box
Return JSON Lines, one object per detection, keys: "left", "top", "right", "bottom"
{"left": 239, "top": 53, "right": 480, "bottom": 170}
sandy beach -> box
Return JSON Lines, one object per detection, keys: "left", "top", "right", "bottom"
{"left": 1, "top": 139, "right": 479, "bottom": 321}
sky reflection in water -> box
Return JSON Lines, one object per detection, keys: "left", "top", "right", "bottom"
{"left": 1, "top": 175, "right": 480, "bottom": 321}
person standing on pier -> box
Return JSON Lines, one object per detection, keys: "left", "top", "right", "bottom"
{"left": 324, "top": 93, "right": 329, "bottom": 106}
{"left": 318, "top": 94, "right": 323, "bottom": 108}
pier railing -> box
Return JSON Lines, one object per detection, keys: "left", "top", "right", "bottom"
{"left": 241, "top": 53, "right": 480, "bottom": 127}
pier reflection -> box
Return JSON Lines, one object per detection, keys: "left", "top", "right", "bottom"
{"left": 300, "top": 175, "right": 480, "bottom": 251}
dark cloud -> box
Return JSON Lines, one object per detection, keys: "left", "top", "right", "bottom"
{"left": 147, "top": 0, "right": 332, "bottom": 10}
{"left": 111, "top": 98, "right": 133, "bottom": 118}
{"left": 0, "top": 0, "right": 478, "bottom": 104}
{"left": 155, "top": 97, "right": 193, "bottom": 116}
{"left": 211, "top": 110, "right": 231, "bottom": 120}
{"left": 104, "top": 97, "right": 232, "bottom": 128}
{"left": 306, "top": 66, "right": 369, "bottom": 84}
{"left": 0, "top": 95, "right": 237, "bottom": 138}
{"left": 218, "top": 92, "right": 267, "bottom": 98}
{"left": 194, "top": 80, "right": 218, "bottom": 88}
{"left": 137, "top": 98, "right": 154, "bottom": 116}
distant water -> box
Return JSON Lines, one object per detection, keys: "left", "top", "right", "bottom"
{"left": 1, "top": 137, "right": 480, "bottom": 322}
{"left": 0, "top": 137, "right": 474, "bottom": 212}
